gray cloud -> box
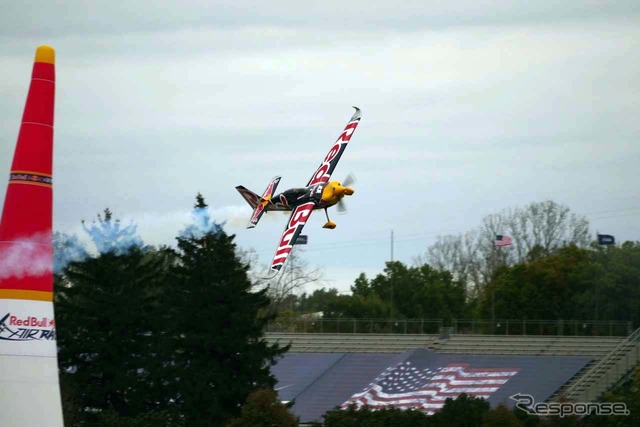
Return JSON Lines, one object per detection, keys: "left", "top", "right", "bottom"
{"left": 1, "top": 3, "right": 639, "bottom": 291}
{"left": 2, "top": 1, "right": 640, "bottom": 38}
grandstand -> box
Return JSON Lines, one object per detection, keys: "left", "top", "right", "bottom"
{"left": 266, "top": 319, "right": 640, "bottom": 422}
{"left": 266, "top": 333, "right": 439, "bottom": 353}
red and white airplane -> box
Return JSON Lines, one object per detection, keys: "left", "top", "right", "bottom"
{"left": 236, "top": 107, "right": 362, "bottom": 274}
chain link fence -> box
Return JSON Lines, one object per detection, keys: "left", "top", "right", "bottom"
{"left": 266, "top": 317, "right": 633, "bottom": 336}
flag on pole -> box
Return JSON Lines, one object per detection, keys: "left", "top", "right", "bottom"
{"left": 494, "top": 235, "right": 512, "bottom": 247}
{"left": 597, "top": 234, "right": 615, "bottom": 245}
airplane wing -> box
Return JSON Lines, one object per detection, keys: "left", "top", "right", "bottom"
{"left": 306, "top": 106, "right": 362, "bottom": 186}
{"left": 269, "top": 202, "right": 315, "bottom": 273}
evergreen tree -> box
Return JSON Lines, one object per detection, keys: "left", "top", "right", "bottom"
{"left": 81, "top": 208, "right": 143, "bottom": 255}
{"left": 56, "top": 211, "right": 174, "bottom": 425}
{"left": 53, "top": 231, "right": 88, "bottom": 274}
{"left": 169, "top": 195, "right": 286, "bottom": 426}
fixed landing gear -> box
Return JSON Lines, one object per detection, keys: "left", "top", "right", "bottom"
{"left": 322, "top": 208, "right": 336, "bottom": 229}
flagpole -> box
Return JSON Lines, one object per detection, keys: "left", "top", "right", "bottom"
{"left": 492, "top": 245, "right": 498, "bottom": 332}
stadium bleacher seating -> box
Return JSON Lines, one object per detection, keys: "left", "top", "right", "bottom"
{"left": 266, "top": 329, "right": 640, "bottom": 405}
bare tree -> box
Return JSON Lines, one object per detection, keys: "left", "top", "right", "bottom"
{"left": 244, "top": 246, "right": 323, "bottom": 313}
{"left": 425, "top": 200, "right": 591, "bottom": 295}
{"left": 419, "top": 230, "right": 483, "bottom": 295}
{"left": 490, "top": 200, "right": 591, "bottom": 263}
{"left": 237, "top": 247, "right": 266, "bottom": 287}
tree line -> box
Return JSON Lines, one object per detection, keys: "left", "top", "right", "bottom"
{"left": 281, "top": 201, "right": 640, "bottom": 327}
{"left": 283, "top": 242, "right": 640, "bottom": 327}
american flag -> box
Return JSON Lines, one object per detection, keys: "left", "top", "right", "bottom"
{"left": 341, "top": 362, "right": 519, "bottom": 415}
{"left": 494, "top": 235, "right": 513, "bottom": 247}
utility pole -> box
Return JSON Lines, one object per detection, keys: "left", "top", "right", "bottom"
{"left": 390, "top": 230, "right": 394, "bottom": 320}
{"left": 391, "top": 230, "right": 394, "bottom": 262}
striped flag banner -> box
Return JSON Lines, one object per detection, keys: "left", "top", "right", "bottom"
{"left": 341, "top": 362, "right": 519, "bottom": 415}
{"left": 494, "top": 235, "right": 513, "bottom": 247}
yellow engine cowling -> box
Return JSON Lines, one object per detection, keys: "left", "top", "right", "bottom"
{"left": 321, "top": 181, "right": 354, "bottom": 206}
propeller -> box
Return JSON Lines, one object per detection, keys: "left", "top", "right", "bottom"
{"left": 342, "top": 173, "right": 356, "bottom": 187}
{"left": 336, "top": 174, "right": 356, "bottom": 214}
{"left": 336, "top": 199, "right": 348, "bottom": 214}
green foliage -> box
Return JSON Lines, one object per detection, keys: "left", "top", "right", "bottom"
{"left": 511, "top": 404, "right": 543, "bottom": 427}
{"left": 297, "top": 288, "right": 343, "bottom": 314}
{"left": 430, "top": 394, "right": 490, "bottom": 427}
{"left": 478, "top": 245, "right": 590, "bottom": 320}
{"left": 584, "top": 242, "right": 640, "bottom": 324}
{"left": 52, "top": 201, "right": 640, "bottom": 425}
{"left": 288, "top": 240, "right": 640, "bottom": 329}
{"left": 352, "top": 262, "right": 466, "bottom": 321}
{"left": 323, "top": 403, "right": 432, "bottom": 427}
{"left": 226, "top": 388, "right": 298, "bottom": 427}
{"left": 340, "top": 293, "right": 391, "bottom": 319}
{"left": 56, "top": 243, "right": 174, "bottom": 424}
{"left": 581, "top": 367, "right": 640, "bottom": 427}
{"left": 477, "top": 242, "right": 640, "bottom": 324}
{"left": 292, "top": 261, "right": 467, "bottom": 322}
{"left": 323, "top": 394, "right": 495, "bottom": 427}
{"left": 481, "top": 404, "right": 522, "bottom": 427}
{"left": 92, "top": 409, "right": 184, "bottom": 427}
{"left": 283, "top": 237, "right": 639, "bottom": 329}
{"left": 55, "top": 200, "right": 286, "bottom": 426}
{"left": 167, "top": 195, "right": 287, "bottom": 426}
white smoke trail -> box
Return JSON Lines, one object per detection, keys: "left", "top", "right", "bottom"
{"left": 111, "top": 204, "right": 284, "bottom": 246}
{"left": 0, "top": 205, "right": 270, "bottom": 279}
{"left": 50, "top": 204, "right": 283, "bottom": 273}
{"left": 0, "top": 231, "right": 52, "bottom": 279}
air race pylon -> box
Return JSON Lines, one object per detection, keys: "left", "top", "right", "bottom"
{"left": 0, "top": 46, "right": 64, "bottom": 427}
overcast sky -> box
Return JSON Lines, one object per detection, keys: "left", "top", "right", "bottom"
{"left": 2, "top": 1, "right": 639, "bottom": 292}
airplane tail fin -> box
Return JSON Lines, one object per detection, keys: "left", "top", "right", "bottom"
{"left": 245, "top": 176, "right": 281, "bottom": 229}
{"left": 236, "top": 185, "right": 260, "bottom": 209}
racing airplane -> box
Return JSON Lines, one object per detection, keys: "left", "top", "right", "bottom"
{"left": 236, "top": 107, "right": 362, "bottom": 275}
